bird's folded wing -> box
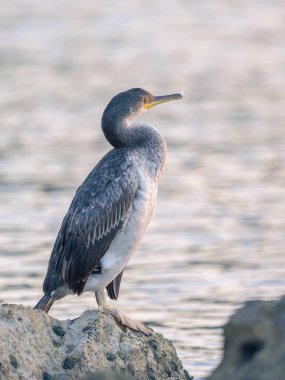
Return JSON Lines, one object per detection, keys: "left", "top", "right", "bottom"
{"left": 53, "top": 152, "right": 139, "bottom": 295}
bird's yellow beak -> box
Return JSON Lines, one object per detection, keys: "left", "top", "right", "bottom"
{"left": 144, "top": 92, "right": 183, "bottom": 109}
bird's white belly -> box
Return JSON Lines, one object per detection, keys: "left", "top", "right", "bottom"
{"left": 84, "top": 174, "right": 158, "bottom": 293}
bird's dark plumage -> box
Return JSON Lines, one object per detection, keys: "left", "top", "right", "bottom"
{"left": 47, "top": 149, "right": 139, "bottom": 295}
{"left": 106, "top": 270, "right": 124, "bottom": 300}
{"left": 34, "top": 294, "right": 54, "bottom": 312}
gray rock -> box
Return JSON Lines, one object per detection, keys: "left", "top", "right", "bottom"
{"left": 0, "top": 303, "right": 192, "bottom": 380}
{"left": 207, "top": 296, "right": 285, "bottom": 380}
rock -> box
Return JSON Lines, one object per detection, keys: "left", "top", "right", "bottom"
{"left": 0, "top": 303, "right": 192, "bottom": 380}
{"left": 207, "top": 296, "right": 285, "bottom": 380}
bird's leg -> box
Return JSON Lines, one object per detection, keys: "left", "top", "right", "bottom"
{"left": 95, "top": 290, "right": 150, "bottom": 335}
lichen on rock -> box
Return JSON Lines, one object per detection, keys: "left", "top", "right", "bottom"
{"left": 0, "top": 303, "right": 192, "bottom": 380}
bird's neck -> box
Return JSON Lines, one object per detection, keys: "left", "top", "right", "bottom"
{"left": 101, "top": 115, "right": 167, "bottom": 173}
{"left": 101, "top": 114, "right": 164, "bottom": 149}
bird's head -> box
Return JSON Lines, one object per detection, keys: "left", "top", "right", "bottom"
{"left": 103, "top": 88, "right": 183, "bottom": 122}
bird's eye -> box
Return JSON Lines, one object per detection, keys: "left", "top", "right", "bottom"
{"left": 144, "top": 97, "right": 150, "bottom": 104}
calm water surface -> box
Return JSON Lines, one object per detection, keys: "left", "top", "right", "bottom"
{"left": 0, "top": 1, "right": 285, "bottom": 378}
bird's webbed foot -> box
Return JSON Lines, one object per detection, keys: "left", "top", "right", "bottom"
{"left": 100, "top": 306, "right": 150, "bottom": 335}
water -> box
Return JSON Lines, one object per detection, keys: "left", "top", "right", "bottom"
{"left": 0, "top": 1, "right": 285, "bottom": 378}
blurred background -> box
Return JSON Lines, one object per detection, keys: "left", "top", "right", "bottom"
{"left": 0, "top": 1, "right": 285, "bottom": 378}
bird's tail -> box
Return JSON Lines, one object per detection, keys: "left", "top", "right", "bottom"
{"left": 34, "top": 294, "right": 54, "bottom": 313}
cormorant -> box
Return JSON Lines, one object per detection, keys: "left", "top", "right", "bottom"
{"left": 35, "top": 88, "right": 182, "bottom": 333}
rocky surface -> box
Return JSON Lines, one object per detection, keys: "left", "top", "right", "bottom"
{"left": 207, "top": 296, "right": 285, "bottom": 380}
{"left": 0, "top": 303, "right": 192, "bottom": 380}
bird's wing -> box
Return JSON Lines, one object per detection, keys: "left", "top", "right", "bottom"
{"left": 53, "top": 150, "right": 139, "bottom": 295}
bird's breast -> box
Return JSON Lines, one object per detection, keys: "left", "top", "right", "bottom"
{"left": 85, "top": 153, "right": 162, "bottom": 292}
{"left": 98, "top": 165, "right": 159, "bottom": 276}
